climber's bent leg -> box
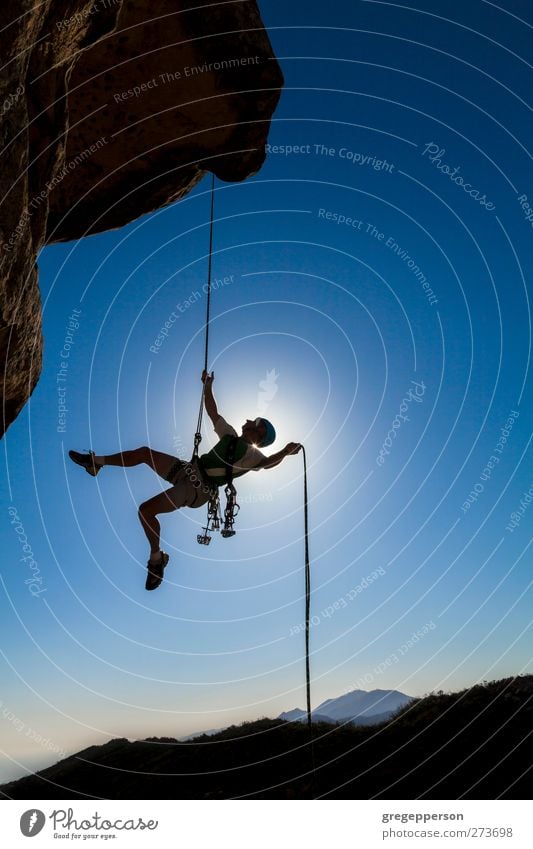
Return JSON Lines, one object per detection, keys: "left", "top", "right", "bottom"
{"left": 138, "top": 489, "right": 180, "bottom": 555}
{"left": 139, "top": 490, "right": 179, "bottom": 592}
{"left": 138, "top": 474, "right": 210, "bottom": 591}
{"left": 94, "top": 446, "right": 178, "bottom": 480}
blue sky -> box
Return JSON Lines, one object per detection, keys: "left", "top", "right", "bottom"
{"left": 1, "top": 0, "right": 532, "bottom": 782}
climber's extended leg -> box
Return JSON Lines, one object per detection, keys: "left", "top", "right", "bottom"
{"left": 93, "top": 446, "right": 178, "bottom": 480}
{"left": 69, "top": 446, "right": 178, "bottom": 481}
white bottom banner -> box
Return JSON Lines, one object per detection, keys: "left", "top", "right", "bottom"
{"left": 0, "top": 800, "right": 529, "bottom": 847}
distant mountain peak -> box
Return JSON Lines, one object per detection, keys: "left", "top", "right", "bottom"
{"left": 280, "top": 687, "right": 413, "bottom": 726}
{"left": 278, "top": 708, "right": 306, "bottom": 722}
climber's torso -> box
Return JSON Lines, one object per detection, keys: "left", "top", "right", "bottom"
{"left": 198, "top": 416, "right": 266, "bottom": 486}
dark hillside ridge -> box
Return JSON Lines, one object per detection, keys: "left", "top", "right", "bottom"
{"left": 2, "top": 677, "right": 531, "bottom": 799}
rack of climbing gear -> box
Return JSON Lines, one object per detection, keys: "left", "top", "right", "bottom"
{"left": 218, "top": 434, "right": 240, "bottom": 538}
{"left": 196, "top": 483, "right": 240, "bottom": 545}
{"left": 196, "top": 490, "right": 221, "bottom": 545}
{"left": 221, "top": 483, "right": 239, "bottom": 537}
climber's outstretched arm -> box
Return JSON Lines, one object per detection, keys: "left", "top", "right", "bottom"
{"left": 259, "top": 442, "right": 302, "bottom": 470}
{"left": 201, "top": 370, "right": 219, "bottom": 426}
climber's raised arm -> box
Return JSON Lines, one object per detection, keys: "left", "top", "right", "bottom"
{"left": 202, "top": 369, "right": 219, "bottom": 426}
{"left": 257, "top": 442, "right": 302, "bottom": 470}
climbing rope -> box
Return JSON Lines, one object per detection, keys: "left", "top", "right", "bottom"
{"left": 192, "top": 172, "right": 216, "bottom": 461}
{"left": 186, "top": 173, "right": 315, "bottom": 784}
{"left": 301, "top": 444, "right": 317, "bottom": 792}
{"left": 191, "top": 173, "right": 241, "bottom": 545}
{"left": 203, "top": 171, "right": 215, "bottom": 376}
{"left": 302, "top": 445, "right": 311, "bottom": 728}
{"left": 188, "top": 176, "right": 313, "bottom": 734}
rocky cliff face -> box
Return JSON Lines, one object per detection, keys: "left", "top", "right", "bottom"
{"left": 0, "top": 0, "right": 282, "bottom": 434}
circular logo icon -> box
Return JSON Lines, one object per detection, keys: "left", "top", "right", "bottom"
{"left": 20, "top": 809, "right": 46, "bottom": 837}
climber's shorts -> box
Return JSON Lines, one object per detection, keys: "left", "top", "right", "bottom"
{"left": 163, "top": 457, "right": 213, "bottom": 509}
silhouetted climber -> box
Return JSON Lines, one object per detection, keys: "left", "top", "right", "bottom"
{"left": 69, "top": 370, "right": 302, "bottom": 591}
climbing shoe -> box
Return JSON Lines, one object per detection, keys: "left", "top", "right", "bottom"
{"left": 145, "top": 552, "right": 170, "bottom": 591}
{"left": 68, "top": 450, "right": 102, "bottom": 477}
